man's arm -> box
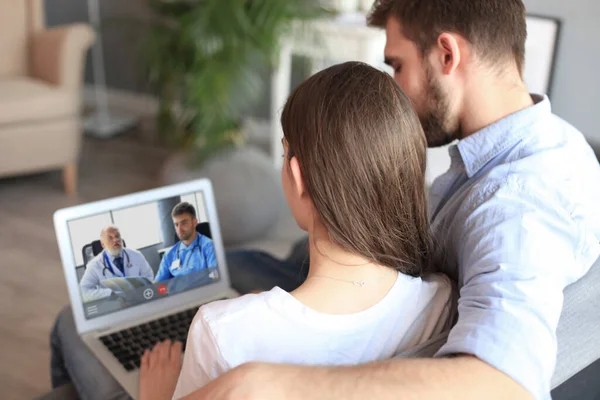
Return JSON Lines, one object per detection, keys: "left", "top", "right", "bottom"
{"left": 434, "top": 178, "right": 598, "bottom": 399}
{"left": 79, "top": 261, "right": 112, "bottom": 300}
{"left": 182, "top": 356, "right": 531, "bottom": 400}
{"left": 202, "top": 239, "right": 217, "bottom": 269}
{"left": 138, "top": 252, "right": 155, "bottom": 281}
{"left": 154, "top": 252, "right": 173, "bottom": 282}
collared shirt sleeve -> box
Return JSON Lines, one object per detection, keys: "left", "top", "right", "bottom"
{"left": 435, "top": 176, "right": 599, "bottom": 400}
{"left": 155, "top": 249, "right": 174, "bottom": 282}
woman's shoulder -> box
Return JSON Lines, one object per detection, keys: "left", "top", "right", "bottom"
{"left": 413, "top": 273, "right": 457, "bottom": 332}
{"left": 189, "top": 289, "right": 293, "bottom": 366}
{"left": 391, "top": 273, "right": 455, "bottom": 325}
{"left": 418, "top": 273, "right": 455, "bottom": 309}
{"left": 197, "top": 289, "right": 282, "bottom": 330}
{"left": 420, "top": 273, "right": 454, "bottom": 292}
{"left": 397, "top": 272, "right": 454, "bottom": 302}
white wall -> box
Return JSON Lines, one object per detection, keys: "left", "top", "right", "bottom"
{"left": 67, "top": 203, "right": 162, "bottom": 266}
{"left": 112, "top": 203, "right": 162, "bottom": 250}
{"left": 523, "top": 0, "right": 600, "bottom": 144}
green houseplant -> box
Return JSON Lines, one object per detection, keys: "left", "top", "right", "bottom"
{"left": 142, "top": 0, "right": 324, "bottom": 161}
{"left": 140, "top": 0, "right": 325, "bottom": 244}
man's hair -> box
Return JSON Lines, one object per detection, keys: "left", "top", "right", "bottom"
{"left": 171, "top": 202, "right": 197, "bottom": 219}
{"left": 368, "top": 0, "right": 527, "bottom": 74}
{"left": 100, "top": 225, "right": 120, "bottom": 238}
{"left": 281, "top": 61, "right": 433, "bottom": 277}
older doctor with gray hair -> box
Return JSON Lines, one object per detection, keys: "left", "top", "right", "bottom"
{"left": 80, "top": 225, "right": 155, "bottom": 301}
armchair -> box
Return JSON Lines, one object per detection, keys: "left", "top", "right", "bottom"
{"left": 0, "top": 0, "right": 95, "bottom": 195}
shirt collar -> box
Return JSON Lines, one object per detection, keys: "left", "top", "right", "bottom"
{"left": 455, "top": 94, "right": 550, "bottom": 178}
{"left": 107, "top": 250, "right": 123, "bottom": 261}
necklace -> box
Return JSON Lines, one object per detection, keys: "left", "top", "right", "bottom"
{"left": 309, "top": 274, "right": 386, "bottom": 287}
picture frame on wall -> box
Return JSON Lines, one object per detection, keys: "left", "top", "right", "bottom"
{"left": 524, "top": 14, "right": 562, "bottom": 98}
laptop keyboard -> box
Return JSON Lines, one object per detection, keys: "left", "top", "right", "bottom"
{"left": 99, "top": 301, "right": 224, "bottom": 372}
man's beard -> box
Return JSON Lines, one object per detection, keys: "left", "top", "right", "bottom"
{"left": 107, "top": 246, "right": 121, "bottom": 257}
{"left": 420, "top": 67, "right": 460, "bottom": 148}
{"left": 179, "top": 231, "right": 193, "bottom": 242}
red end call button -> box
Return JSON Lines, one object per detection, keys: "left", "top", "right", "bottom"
{"left": 158, "top": 284, "right": 167, "bottom": 295}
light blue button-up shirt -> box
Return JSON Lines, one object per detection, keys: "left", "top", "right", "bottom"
{"left": 155, "top": 233, "right": 217, "bottom": 282}
{"left": 430, "top": 95, "right": 600, "bottom": 399}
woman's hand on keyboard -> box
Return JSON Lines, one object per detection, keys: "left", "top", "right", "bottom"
{"left": 139, "top": 339, "right": 183, "bottom": 400}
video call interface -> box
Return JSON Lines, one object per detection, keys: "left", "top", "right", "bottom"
{"left": 67, "top": 191, "right": 220, "bottom": 319}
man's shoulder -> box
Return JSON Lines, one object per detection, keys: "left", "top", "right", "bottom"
{"left": 125, "top": 248, "right": 144, "bottom": 257}
{"left": 125, "top": 248, "right": 149, "bottom": 264}
{"left": 466, "top": 115, "right": 599, "bottom": 212}
{"left": 518, "top": 111, "right": 593, "bottom": 160}
{"left": 198, "top": 234, "right": 213, "bottom": 245}
{"left": 163, "top": 243, "right": 179, "bottom": 259}
{"left": 463, "top": 172, "right": 564, "bottom": 219}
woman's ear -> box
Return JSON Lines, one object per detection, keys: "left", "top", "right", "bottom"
{"left": 289, "top": 156, "right": 306, "bottom": 198}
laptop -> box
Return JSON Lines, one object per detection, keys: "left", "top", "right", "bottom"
{"left": 53, "top": 179, "right": 239, "bottom": 398}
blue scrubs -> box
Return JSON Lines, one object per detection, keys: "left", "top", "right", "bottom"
{"left": 155, "top": 233, "right": 217, "bottom": 282}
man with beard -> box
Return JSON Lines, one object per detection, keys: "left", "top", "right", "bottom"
{"left": 154, "top": 202, "right": 217, "bottom": 282}
{"left": 80, "top": 225, "right": 155, "bottom": 301}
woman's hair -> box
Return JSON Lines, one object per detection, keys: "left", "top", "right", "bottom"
{"left": 281, "top": 61, "right": 433, "bottom": 277}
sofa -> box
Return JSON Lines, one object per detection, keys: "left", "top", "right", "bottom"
{"left": 34, "top": 256, "right": 600, "bottom": 399}
{"left": 0, "top": 0, "right": 94, "bottom": 196}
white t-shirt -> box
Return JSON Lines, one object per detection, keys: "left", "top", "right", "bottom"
{"left": 173, "top": 273, "right": 454, "bottom": 399}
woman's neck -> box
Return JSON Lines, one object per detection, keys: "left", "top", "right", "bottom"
{"left": 291, "top": 225, "right": 399, "bottom": 315}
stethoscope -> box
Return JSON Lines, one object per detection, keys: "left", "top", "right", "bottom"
{"left": 102, "top": 250, "right": 132, "bottom": 277}
{"left": 174, "top": 241, "right": 201, "bottom": 269}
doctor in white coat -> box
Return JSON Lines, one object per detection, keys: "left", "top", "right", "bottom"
{"left": 80, "top": 225, "right": 155, "bottom": 302}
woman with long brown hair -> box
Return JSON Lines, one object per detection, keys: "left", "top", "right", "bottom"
{"left": 139, "top": 61, "right": 453, "bottom": 400}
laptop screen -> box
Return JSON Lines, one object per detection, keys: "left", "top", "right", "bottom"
{"left": 66, "top": 191, "right": 221, "bottom": 320}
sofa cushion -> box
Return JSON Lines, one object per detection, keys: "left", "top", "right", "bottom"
{"left": 0, "top": 0, "right": 29, "bottom": 77}
{"left": 0, "top": 78, "right": 79, "bottom": 125}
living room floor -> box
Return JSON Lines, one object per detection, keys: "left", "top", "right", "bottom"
{"left": 0, "top": 131, "right": 303, "bottom": 400}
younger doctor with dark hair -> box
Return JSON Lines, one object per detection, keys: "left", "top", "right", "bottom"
{"left": 80, "top": 225, "right": 155, "bottom": 302}
{"left": 154, "top": 202, "right": 217, "bottom": 282}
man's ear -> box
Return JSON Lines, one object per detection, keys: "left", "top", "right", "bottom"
{"left": 289, "top": 156, "right": 306, "bottom": 198}
{"left": 435, "top": 33, "right": 461, "bottom": 75}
